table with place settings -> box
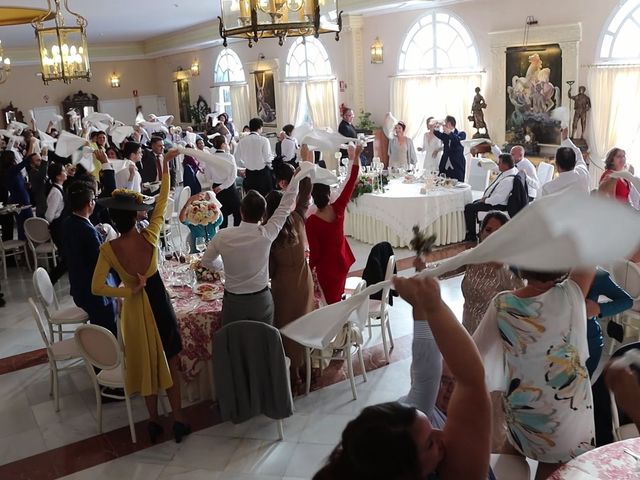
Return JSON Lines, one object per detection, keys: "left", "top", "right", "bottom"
{"left": 344, "top": 177, "right": 473, "bottom": 248}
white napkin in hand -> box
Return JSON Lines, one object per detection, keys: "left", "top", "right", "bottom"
{"left": 55, "top": 130, "right": 90, "bottom": 157}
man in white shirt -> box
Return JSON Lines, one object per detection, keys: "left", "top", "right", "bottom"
{"left": 491, "top": 144, "right": 539, "bottom": 200}
{"left": 280, "top": 124, "right": 299, "bottom": 165}
{"left": 464, "top": 153, "right": 519, "bottom": 242}
{"left": 201, "top": 172, "right": 302, "bottom": 325}
{"left": 208, "top": 135, "right": 241, "bottom": 228}
{"left": 233, "top": 117, "right": 273, "bottom": 197}
{"left": 541, "top": 129, "right": 590, "bottom": 197}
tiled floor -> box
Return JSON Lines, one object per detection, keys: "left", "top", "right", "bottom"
{"left": 0, "top": 237, "right": 471, "bottom": 479}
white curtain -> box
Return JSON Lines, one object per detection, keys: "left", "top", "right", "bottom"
{"left": 306, "top": 79, "right": 339, "bottom": 129}
{"left": 588, "top": 66, "right": 640, "bottom": 183}
{"left": 229, "top": 84, "right": 250, "bottom": 132}
{"left": 280, "top": 82, "right": 305, "bottom": 127}
{"left": 390, "top": 73, "right": 484, "bottom": 141}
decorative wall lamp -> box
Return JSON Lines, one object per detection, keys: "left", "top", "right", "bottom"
{"left": 109, "top": 72, "right": 120, "bottom": 88}
{"left": 0, "top": 40, "right": 11, "bottom": 84}
{"left": 190, "top": 60, "right": 200, "bottom": 76}
{"left": 370, "top": 37, "right": 383, "bottom": 64}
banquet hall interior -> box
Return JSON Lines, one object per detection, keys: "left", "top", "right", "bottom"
{"left": 1, "top": 0, "right": 640, "bottom": 478}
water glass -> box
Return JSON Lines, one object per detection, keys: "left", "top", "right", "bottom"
{"left": 195, "top": 237, "right": 206, "bottom": 254}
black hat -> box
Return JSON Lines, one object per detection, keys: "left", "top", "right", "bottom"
{"left": 97, "top": 189, "right": 155, "bottom": 211}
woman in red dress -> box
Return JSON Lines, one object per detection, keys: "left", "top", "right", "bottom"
{"left": 599, "top": 148, "right": 631, "bottom": 204}
{"left": 306, "top": 144, "right": 361, "bottom": 304}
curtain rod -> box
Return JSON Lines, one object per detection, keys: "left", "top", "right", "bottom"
{"left": 389, "top": 70, "right": 486, "bottom": 79}
{"left": 582, "top": 63, "right": 640, "bottom": 68}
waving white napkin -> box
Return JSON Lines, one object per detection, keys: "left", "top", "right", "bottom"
{"left": 37, "top": 130, "right": 57, "bottom": 150}
{"left": 83, "top": 112, "right": 114, "bottom": 132}
{"left": 281, "top": 190, "right": 640, "bottom": 349}
{"left": 184, "top": 132, "right": 198, "bottom": 145}
{"left": 292, "top": 123, "right": 357, "bottom": 150}
{"left": 609, "top": 170, "right": 640, "bottom": 191}
{"left": 9, "top": 121, "right": 29, "bottom": 135}
{"left": 139, "top": 121, "right": 169, "bottom": 137}
{"left": 382, "top": 112, "right": 398, "bottom": 140}
{"left": 551, "top": 106, "right": 570, "bottom": 129}
{"left": 109, "top": 125, "right": 134, "bottom": 145}
{"left": 149, "top": 114, "right": 174, "bottom": 126}
{"left": 55, "top": 130, "right": 91, "bottom": 157}
{"left": 177, "top": 147, "right": 235, "bottom": 180}
{"left": 205, "top": 113, "right": 221, "bottom": 127}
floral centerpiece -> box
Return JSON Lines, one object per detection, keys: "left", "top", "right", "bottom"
{"left": 189, "top": 257, "right": 223, "bottom": 283}
{"left": 351, "top": 172, "right": 388, "bottom": 202}
{"left": 185, "top": 200, "right": 221, "bottom": 226}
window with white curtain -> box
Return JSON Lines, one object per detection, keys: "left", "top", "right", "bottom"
{"left": 213, "top": 48, "right": 247, "bottom": 118}
{"left": 398, "top": 11, "right": 478, "bottom": 73}
{"left": 283, "top": 37, "right": 337, "bottom": 128}
{"left": 393, "top": 11, "right": 482, "bottom": 142}
{"left": 589, "top": 0, "right": 640, "bottom": 176}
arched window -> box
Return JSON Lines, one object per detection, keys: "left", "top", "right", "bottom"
{"left": 213, "top": 48, "right": 246, "bottom": 118}
{"left": 285, "top": 37, "right": 332, "bottom": 79}
{"left": 598, "top": 0, "right": 640, "bottom": 62}
{"left": 399, "top": 12, "right": 478, "bottom": 73}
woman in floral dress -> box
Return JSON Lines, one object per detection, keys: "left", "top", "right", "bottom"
{"left": 473, "top": 268, "right": 596, "bottom": 479}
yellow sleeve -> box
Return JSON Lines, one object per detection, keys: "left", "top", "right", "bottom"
{"left": 142, "top": 168, "right": 170, "bottom": 245}
{"left": 92, "top": 248, "right": 133, "bottom": 298}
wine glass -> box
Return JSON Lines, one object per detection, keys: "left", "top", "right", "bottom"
{"left": 195, "top": 237, "right": 206, "bottom": 254}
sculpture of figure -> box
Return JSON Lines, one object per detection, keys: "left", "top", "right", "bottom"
{"left": 568, "top": 85, "right": 591, "bottom": 140}
{"left": 468, "top": 87, "right": 489, "bottom": 138}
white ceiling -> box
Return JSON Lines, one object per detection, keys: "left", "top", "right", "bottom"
{"left": 0, "top": 0, "right": 470, "bottom": 49}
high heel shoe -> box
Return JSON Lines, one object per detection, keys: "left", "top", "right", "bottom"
{"left": 147, "top": 421, "right": 164, "bottom": 444}
{"left": 172, "top": 421, "right": 192, "bottom": 443}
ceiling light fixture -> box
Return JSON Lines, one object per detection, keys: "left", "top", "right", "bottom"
{"left": 0, "top": 40, "right": 11, "bottom": 84}
{"left": 218, "top": 0, "right": 343, "bottom": 48}
{"left": 32, "top": 0, "right": 91, "bottom": 85}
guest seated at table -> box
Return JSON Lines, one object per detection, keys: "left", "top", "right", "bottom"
{"left": 463, "top": 154, "right": 519, "bottom": 243}
{"left": 92, "top": 149, "right": 191, "bottom": 444}
{"left": 473, "top": 267, "right": 596, "bottom": 479}
{"left": 306, "top": 144, "right": 361, "bottom": 304}
{"left": 179, "top": 191, "right": 223, "bottom": 253}
{"left": 388, "top": 121, "right": 417, "bottom": 170}
{"left": 314, "top": 275, "right": 491, "bottom": 480}
{"left": 541, "top": 129, "right": 589, "bottom": 197}
{"left": 433, "top": 116, "right": 466, "bottom": 182}
{"left": 201, "top": 166, "right": 305, "bottom": 326}
{"left": 599, "top": 148, "right": 633, "bottom": 204}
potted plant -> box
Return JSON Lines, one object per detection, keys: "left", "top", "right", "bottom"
{"left": 355, "top": 110, "right": 378, "bottom": 135}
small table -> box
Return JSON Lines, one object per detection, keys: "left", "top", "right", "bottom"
{"left": 344, "top": 178, "right": 473, "bottom": 248}
{"left": 551, "top": 437, "right": 640, "bottom": 479}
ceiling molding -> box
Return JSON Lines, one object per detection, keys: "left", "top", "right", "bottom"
{"left": 6, "top": 42, "right": 148, "bottom": 66}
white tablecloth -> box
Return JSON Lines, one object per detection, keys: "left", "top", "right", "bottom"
{"left": 345, "top": 179, "right": 473, "bottom": 248}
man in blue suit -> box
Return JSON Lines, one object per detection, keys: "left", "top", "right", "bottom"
{"left": 62, "top": 182, "right": 117, "bottom": 335}
{"left": 433, "top": 116, "right": 467, "bottom": 182}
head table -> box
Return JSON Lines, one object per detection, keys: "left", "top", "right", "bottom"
{"left": 344, "top": 178, "right": 473, "bottom": 248}
{"left": 550, "top": 437, "right": 640, "bottom": 479}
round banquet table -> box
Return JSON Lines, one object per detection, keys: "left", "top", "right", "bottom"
{"left": 344, "top": 178, "right": 473, "bottom": 248}
{"left": 550, "top": 437, "right": 640, "bottom": 479}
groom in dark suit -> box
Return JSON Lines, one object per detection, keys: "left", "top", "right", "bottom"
{"left": 433, "top": 115, "right": 467, "bottom": 182}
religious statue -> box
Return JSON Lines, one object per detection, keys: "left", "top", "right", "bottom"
{"left": 568, "top": 85, "right": 591, "bottom": 140}
{"left": 468, "top": 87, "right": 489, "bottom": 139}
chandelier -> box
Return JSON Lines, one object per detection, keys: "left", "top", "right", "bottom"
{"left": 218, "top": 0, "right": 342, "bottom": 47}
{"left": 0, "top": 40, "right": 10, "bottom": 85}
{"left": 31, "top": 0, "right": 91, "bottom": 85}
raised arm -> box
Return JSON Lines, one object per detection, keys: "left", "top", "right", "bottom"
{"left": 331, "top": 144, "right": 361, "bottom": 215}
{"left": 143, "top": 149, "right": 177, "bottom": 245}
{"left": 588, "top": 270, "right": 633, "bottom": 318}
{"left": 262, "top": 177, "right": 300, "bottom": 241}
{"left": 569, "top": 268, "right": 597, "bottom": 298}
{"left": 394, "top": 276, "right": 491, "bottom": 480}
{"left": 295, "top": 177, "right": 312, "bottom": 217}
{"left": 561, "top": 128, "right": 586, "bottom": 169}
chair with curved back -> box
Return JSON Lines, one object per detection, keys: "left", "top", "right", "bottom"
{"left": 0, "top": 231, "right": 31, "bottom": 279}
{"left": 33, "top": 267, "right": 89, "bottom": 341}
{"left": 367, "top": 255, "right": 396, "bottom": 364}
{"left": 609, "top": 260, "right": 640, "bottom": 353}
{"left": 24, "top": 217, "right": 57, "bottom": 270}
{"left": 172, "top": 186, "right": 191, "bottom": 250}
{"left": 74, "top": 324, "right": 137, "bottom": 443}
{"left": 28, "top": 298, "right": 82, "bottom": 412}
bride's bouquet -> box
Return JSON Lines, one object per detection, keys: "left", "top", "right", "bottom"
{"left": 185, "top": 199, "right": 221, "bottom": 225}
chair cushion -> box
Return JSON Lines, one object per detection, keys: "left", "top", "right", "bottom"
{"left": 2, "top": 240, "right": 26, "bottom": 250}
{"left": 34, "top": 243, "right": 56, "bottom": 253}
{"left": 50, "top": 306, "right": 89, "bottom": 324}
{"left": 51, "top": 338, "right": 80, "bottom": 360}
{"left": 369, "top": 299, "right": 382, "bottom": 316}
{"left": 97, "top": 367, "right": 125, "bottom": 387}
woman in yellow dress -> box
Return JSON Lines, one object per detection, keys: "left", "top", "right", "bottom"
{"left": 92, "top": 149, "right": 191, "bottom": 443}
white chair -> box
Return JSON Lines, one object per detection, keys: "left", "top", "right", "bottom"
{"left": 609, "top": 260, "right": 640, "bottom": 353}
{"left": 171, "top": 186, "right": 190, "bottom": 249}
{"left": 24, "top": 217, "right": 57, "bottom": 270}
{"left": 468, "top": 156, "right": 491, "bottom": 192}
{"left": 610, "top": 390, "right": 640, "bottom": 441}
{"left": 33, "top": 267, "right": 89, "bottom": 341}
{"left": 28, "top": 298, "right": 83, "bottom": 412}
{"left": 536, "top": 162, "right": 555, "bottom": 190}
{"left": 0, "top": 234, "right": 31, "bottom": 280}
{"left": 160, "top": 197, "right": 175, "bottom": 248}
{"left": 367, "top": 255, "right": 396, "bottom": 363}
{"left": 74, "top": 324, "right": 137, "bottom": 443}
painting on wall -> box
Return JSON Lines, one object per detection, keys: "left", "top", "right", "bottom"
{"left": 254, "top": 70, "right": 277, "bottom": 126}
{"left": 505, "top": 43, "right": 562, "bottom": 148}
{"left": 176, "top": 78, "right": 192, "bottom": 124}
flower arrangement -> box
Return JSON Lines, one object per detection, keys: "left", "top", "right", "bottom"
{"left": 185, "top": 200, "right": 221, "bottom": 226}
{"left": 190, "top": 258, "right": 223, "bottom": 283}
{"left": 112, "top": 188, "right": 144, "bottom": 204}
{"left": 351, "top": 173, "right": 388, "bottom": 201}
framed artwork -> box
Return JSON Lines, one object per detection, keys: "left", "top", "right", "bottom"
{"left": 254, "top": 70, "right": 277, "bottom": 126}
{"left": 505, "top": 43, "right": 562, "bottom": 146}
{"left": 176, "top": 79, "right": 192, "bottom": 123}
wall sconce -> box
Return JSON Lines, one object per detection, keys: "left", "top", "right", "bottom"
{"left": 370, "top": 37, "right": 383, "bottom": 64}
{"left": 190, "top": 60, "right": 200, "bottom": 76}
{"left": 109, "top": 72, "right": 120, "bottom": 88}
